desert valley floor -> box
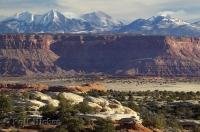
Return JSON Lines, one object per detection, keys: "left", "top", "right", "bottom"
{"left": 1, "top": 77, "right": 200, "bottom": 92}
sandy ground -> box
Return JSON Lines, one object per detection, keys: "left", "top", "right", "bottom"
{"left": 104, "top": 81, "right": 200, "bottom": 92}
{"left": 0, "top": 77, "right": 200, "bottom": 92}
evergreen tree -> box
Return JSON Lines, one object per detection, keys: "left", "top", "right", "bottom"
{"left": 0, "top": 94, "right": 12, "bottom": 119}
{"left": 94, "top": 118, "right": 115, "bottom": 132}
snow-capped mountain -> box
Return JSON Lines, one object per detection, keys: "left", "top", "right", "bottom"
{"left": 39, "top": 10, "right": 66, "bottom": 25}
{"left": 120, "top": 15, "right": 200, "bottom": 36}
{"left": 12, "top": 11, "right": 34, "bottom": 23}
{"left": 81, "top": 11, "right": 123, "bottom": 31}
{"left": 0, "top": 11, "right": 36, "bottom": 33}
{"left": 33, "top": 10, "right": 92, "bottom": 33}
{"left": 1, "top": 10, "right": 200, "bottom": 36}
{"left": 0, "top": 10, "right": 122, "bottom": 33}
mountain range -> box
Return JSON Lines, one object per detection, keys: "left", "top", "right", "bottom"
{"left": 1, "top": 10, "right": 200, "bottom": 36}
{"left": 120, "top": 15, "right": 200, "bottom": 36}
{"left": 0, "top": 10, "right": 123, "bottom": 33}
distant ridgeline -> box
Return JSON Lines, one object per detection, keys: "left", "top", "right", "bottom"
{"left": 1, "top": 10, "right": 200, "bottom": 36}
{"left": 0, "top": 34, "right": 200, "bottom": 77}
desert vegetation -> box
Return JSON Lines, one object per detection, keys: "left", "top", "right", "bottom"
{"left": 0, "top": 85, "right": 200, "bottom": 132}
{"left": 86, "top": 90, "right": 200, "bottom": 131}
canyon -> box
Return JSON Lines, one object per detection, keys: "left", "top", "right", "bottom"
{"left": 0, "top": 34, "right": 200, "bottom": 77}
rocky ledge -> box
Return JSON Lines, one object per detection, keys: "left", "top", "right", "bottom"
{"left": 0, "top": 34, "right": 200, "bottom": 77}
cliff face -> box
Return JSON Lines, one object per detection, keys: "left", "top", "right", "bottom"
{"left": 0, "top": 34, "right": 61, "bottom": 75}
{"left": 51, "top": 35, "right": 200, "bottom": 76}
{"left": 0, "top": 34, "right": 200, "bottom": 76}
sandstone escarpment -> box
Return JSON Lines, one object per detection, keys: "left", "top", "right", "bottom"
{"left": 0, "top": 34, "right": 200, "bottom": 76}
{"left": 51, "top": 35, "right": 200, "bottom": 76}
{"left": 0, "top": 34, "right": 61, "bottom": 75}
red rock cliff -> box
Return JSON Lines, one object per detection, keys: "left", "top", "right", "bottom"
{"left": 0, "top": 34, "right": 60, "bottom": 75}
{"left": 0, "top": 34, "right": 200, "bottom": 76}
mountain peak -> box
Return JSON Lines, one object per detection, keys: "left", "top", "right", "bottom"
{"left": 48, "top": 9, "right": 60, "bottom": 15}
{"left": 50, "top": 9, "right": 58, "bottom": 12}
{"left": 147, "top": 15, "right": 189, "bottom": 26}
{"left": 41, "top": 9, "right": 66, "bottom": 24}
{"left": 120, "top": 13, "right": 198, "bottom": 36}
{"left": 81, "top": 11, "right": 122, "bottom": 29}
{"left": 46, "top": 9, "right": 62, "bottom": 18}
{"left": 148, "top": 15, "right": 171, "bottom": 21}
{"left": 84, "top": 11, "right": 112, "bottom": 19}
{"left": 15, "top": 11, "right": 32, "bottom": 16}
{"left": 11, "top": 11, "right": 34, "bottom": 23}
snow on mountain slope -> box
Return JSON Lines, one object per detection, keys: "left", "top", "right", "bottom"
{"left": 39, "top": 9, "right": 66, "bottom": 25}
{"left": 0, "top": 10, "right": 94, "bottom": 33}
{"left": 120, "top": 15, "right": 200, "bottom": 36}
{"left": 1, "top": 10, "right": 200, "bottom": 36}
{"left": 35, "top": 10, "right": 68, "bottom": 33}
{"left": 192, "top": 20, "right": 200, "bottom": 27}
{"left": 81, "top": 11, "right": 123, "bottom": 31}
{"left": 0, "top": 11, "right": 35, "bottom": 33}
{"left": 5, "top": 11, "right": 34, "bottom": 23}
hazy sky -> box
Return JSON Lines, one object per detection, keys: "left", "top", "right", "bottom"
{"left": 0, "top": 0, "right": 200, "bottom": 22}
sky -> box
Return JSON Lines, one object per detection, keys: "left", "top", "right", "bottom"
{"left": 0, "top": 0, "right": 200, "bottom": 22}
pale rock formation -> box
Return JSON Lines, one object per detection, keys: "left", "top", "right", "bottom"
{"left": 84, "top": 96, "right": 109, "bottom": 106}
{"left": 101, "top": 106, "right": 115, "bottom": 114}
{"left": 86, "top": 102, "right": 103, "bottom": 112}
{"left": 47, "top": 99, "right": 59, "bottom": 107}
{"left": 26, "top": 92, "right": 142, "bottom": 123}
{"left": 27, "top": 99, "right": 46, "bottom": 108}
{"left": 81, "top": 95, "right": 141, "bottom": 123}
{"left": 59, "top": 92, "right": 84, "bottom": 104}
{"left": 31, "top": 91, "right": 59, "bottom": 107}
{"left": 32, "top": 91, "right": 52, "bottom": 101}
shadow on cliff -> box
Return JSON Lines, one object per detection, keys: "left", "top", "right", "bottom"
{"left": 50, "top": 35, "right": 170, "bottom": 75}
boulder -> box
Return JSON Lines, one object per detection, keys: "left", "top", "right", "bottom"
{"left": 59, "top": 92, "right": 84, "bottom": 104}
{"left": 27, "top": 100, "right": 46, "bottom": 108}
{"left": 84, "top": 96, "right": 109, "bottom": 107}
{"left": 47, "top": 99, "right": 59, "bottom": 107}
{"left": 87, "top": 102, "right": 102, "bottom": 112}
{"left": 32, "top": 91, "right": 52, "bottom": 101}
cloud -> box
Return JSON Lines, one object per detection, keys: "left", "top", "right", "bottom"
{"left": 0, "top": 0, "right": 60, "bottom": 15}
{"left": 55, "top": 0, "right": 200, "bottom": 21}
{"left": 0, "top": 0, "right": 199, "bottom": 21}
{"left": 158, "top": 10, "right": 187, "bottom": 18}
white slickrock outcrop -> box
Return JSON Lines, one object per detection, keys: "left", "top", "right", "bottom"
{"left": 84, "top": 96, "right": 109, "bottom": 106}
{"left": 59, "top": 92, "right": 84, "bottom": 104}
{"left": 82, "top": 96, "right": 142, "bottom": 123}
{"left": 47, "top": 99, "right": 59, "bottom": 107}
{"left": 25, "top": 92, "right": 141, "bottom": 123}
{"left": 31, "top": 91, "right": 59, "bottom": 107}
{"left": 32, "top": 91, "right": 52, "bottom": 100}
{"left": 27, "top": 100, "right": 46, "bottom": 108}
